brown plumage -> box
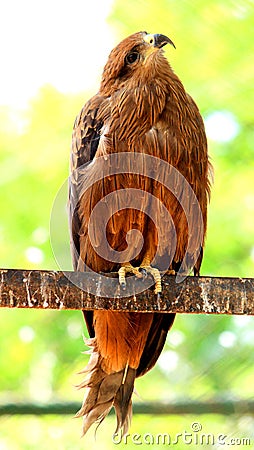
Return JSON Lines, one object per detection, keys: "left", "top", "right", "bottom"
{"left": 69, "top": 31, "right": 211, "bottom": 436}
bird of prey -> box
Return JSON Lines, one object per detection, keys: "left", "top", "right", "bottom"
{"left": 69, "top": 31, "right": 211, "bottom": 436}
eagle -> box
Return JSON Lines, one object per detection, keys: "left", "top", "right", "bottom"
{"left": 69, "top": 31, "right": 211, "bottom": 436}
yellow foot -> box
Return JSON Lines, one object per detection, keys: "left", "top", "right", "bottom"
{"left": 118, "top": 263, "right": 142, "bottom": 289}
{"left": 140, "top": 256, "right": 162, "bottom": 296}
{"left": 118, "top": 259, "right": 163, "bottom": 297}
{"left": 140, "top": 265, "right": 162, "bottom": 295}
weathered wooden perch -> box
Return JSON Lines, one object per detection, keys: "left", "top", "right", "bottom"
{"left": 0, "top": 268, "right": 254, "bottom": 314}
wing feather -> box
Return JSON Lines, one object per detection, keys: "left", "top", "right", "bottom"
{"left": 69, "top": 95, "right": 106, "bottom": 270}
{"left": 69, "top": 95, "right": 107, "bottom": 335}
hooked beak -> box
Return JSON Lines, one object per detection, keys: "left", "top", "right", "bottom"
{"left": 144, "top": 33, "right": 176, "bottom": 49}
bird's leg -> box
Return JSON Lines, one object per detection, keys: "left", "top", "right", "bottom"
{"left": 118, "top": 262, "right": 143, "bottom": 289}
{"left": 139, "top": 255, "right": 162, "bottom": 296}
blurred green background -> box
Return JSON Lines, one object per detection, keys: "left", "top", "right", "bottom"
{"left": 1, "top": 0, "right": 254, "bottom": 449}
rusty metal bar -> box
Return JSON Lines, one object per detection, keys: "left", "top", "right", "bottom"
{"left": 0, "top": 268, "right": 253, "bottom": 314}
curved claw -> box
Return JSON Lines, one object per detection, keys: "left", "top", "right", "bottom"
{"left": 120, "top": 281, "right": 126, "bottom": 290}
{"left": 139, "top": 267, "right": 147, "bottom": 278}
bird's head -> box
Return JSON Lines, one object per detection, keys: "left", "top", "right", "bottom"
{"left": 100, "top": 31, "right": 176, "bottom": 95}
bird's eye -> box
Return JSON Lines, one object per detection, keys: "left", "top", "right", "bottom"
{"left": 125, "top": 51, "right": 140, "bottom": 65}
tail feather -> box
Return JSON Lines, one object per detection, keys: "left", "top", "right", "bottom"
{"left": 76, "top": 337, "right": 136, "bottom": 436}
{"left": 78, "top": 401, "right": 113, "bottom": 436}
{"left": 113, "top": 368, "right": 136, "bottom": 435}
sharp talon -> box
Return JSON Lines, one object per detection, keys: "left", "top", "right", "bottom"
{"left": 135, "top": 268, "right": 143, "bottom": 277}
{"left": 139, "top": 268, "right": 147, "bottom": 277}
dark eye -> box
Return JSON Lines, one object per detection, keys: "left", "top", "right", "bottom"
{"left": 125, "top": 51, "right": 140, "bottom": 65}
